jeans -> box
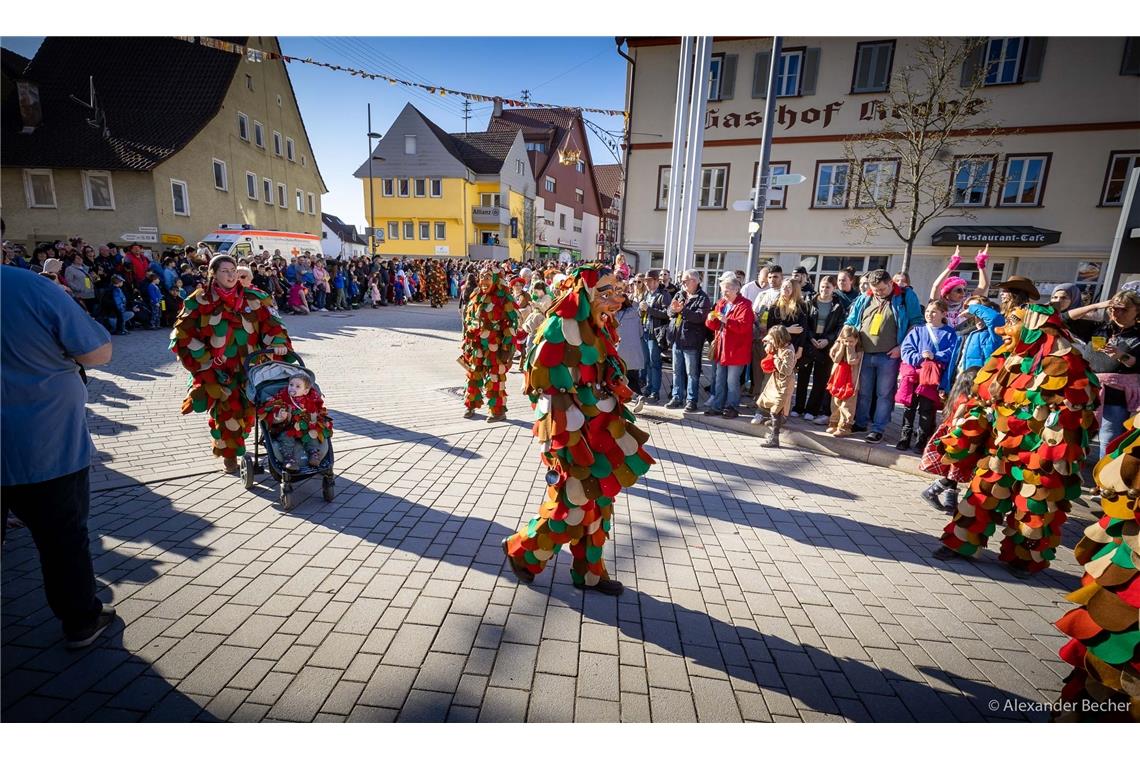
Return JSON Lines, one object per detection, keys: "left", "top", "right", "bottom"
{"left": 671, "top": 346, "right": 701, "bottom": 403}
{"left": 1100, "top": 402, "right": 1131, "bottom": 461}
{"left": 855, "top": 352, "right": 901, "bottom": 433}
{"left": 643, "top": 336, "right": 663, "bottom": 397}
{"left": 106, "top": 309, "right": 134, "bottom": 334}
{"left": 314, "top": 288, "right": 327, "bottom": 310}
{"left": 149, "top": 300, "right": 162, "bottom": 328}
{"left": 709, "top": 362, "right": 744, "bottom": 411}
{"left": 1, "top": 467, "right": 103, "bottom": 636}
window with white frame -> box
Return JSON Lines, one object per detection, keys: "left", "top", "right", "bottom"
{"left": 813, "top": 161, "right": 849, "bottom": 208}
{"left": 254, "top": 121, "right": 264, "bottom": 148}
{"left": 286, "top": 137, "right": 295, "bottom": 161}
{"left": 1102, "top": 151, "right": 1140, "bottom": 206}
{"left": 246, "top": 172, "right": 258, "bottom": 200}
{"left": 709, "top": 54, "right": 725, "bottom": 100}
{"left": 398, "top": 179, "right": 410, "bottom": 197}
{"left": 295, "top": 189, "right": 304, "bottom": 212}
{"left": 388, "top": 221, "right": 399, "bottom": 240}
{"left": 263, "top": 177, "right": 273, "bottom": 204}
{"left": 307, "top": 193, "right": 315, "bottom": 214}
{"left": 237, "top": 113, "right": 249, "bottom": 141}
{"left": 403, "top": 221, "right": 414, "bottom": 239}
{"left": 852, "top": 41, "right": 894, "bottom": 94}
{"left": 545, "top": 177, "right": 556, "bottom": 193}
{"left": 559, "top": 213, "right": 567, "bottom": 229}
{"left": 277, "top": 183, "right": 287, "bottom": 208}
{"left": 857, "top": 159, "right": 899, "bottom": 208}
{"left": 212, "top": 159, "right": 228, "bottom": 191}
{"left": 430, "top": 179, "right": 442, "bottom": 197}
{"left": 414, "top": 178, "right": 426, "bottom": 197}
{"left": 753, "top": 162, "right": 791, "bottom": 208}
{"left": 985, "top": 38, "right": 1023, "bottom": 85}
{"left": 575, "top": 188, "right": 584, "bottom": 204}
{"left": 526, "top": 141, "right": 546, "bottom": 153}
{"left": 171, "top": 179, "right": 190, "bottom": 216}
{"left": 951, "top": 157, "right": 995, "bottom": 207}
{"left": 404, "top": 135, "right": 416, "bottom": 155}
{"left": 480, "top": 192, "right": 501, "bottom": 207}
{"left": 434, "top": 222, "right": 446, "bottom": 239}
{"left": 576, "top": 159, "right": 585, "bottom": 173}
{"left": 694, "top": 252, "right": 727, "bottom": 297}
{"left": 803, "top": 255, "right": 890, "bottom": 290}
{"left": 82, "top": 170, "right": 115, "bottom": 210}
{"left": 999, "top": 154, "right": 1049, "bottom": 206}
{"left": 382, "top": 179, "right": 394, "bottom": 197}
{"left": 657, "top": 166, "right": 672, "bottom": 209}
{"left": 273, "top": 131, "right": 282, "bottom": 156}
{"left": 516, "top": 159, "right": 525, "bottom": 175}
{"left": 775, "top": 49, "right": 804, "bottom": 97}
{"left": 245, "top": 74, "right": 254, "bottom": 91}
{"left": 699, "top": 165, "right": 728, "bottom": 209}
{"left": 419, "top": 222, "right": 430, "bottom": 240}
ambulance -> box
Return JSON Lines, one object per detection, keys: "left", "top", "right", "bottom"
{"left": 199, "top": 224, "right": 323, "bottom": 260}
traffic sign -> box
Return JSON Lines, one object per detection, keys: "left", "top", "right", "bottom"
{"left": 770, "top": 173, "right": 806, "bottom": 187}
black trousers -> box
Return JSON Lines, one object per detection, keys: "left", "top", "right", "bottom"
{"left": 627, "top": 369, "right": 642, "bottom": 395}
{"left": 793, "top": 348, "right": 833, "bottom": 416}
{"left": 2, "top": 467, "right": 102, "bottom": 636}
{"left": 902, "top": 395, "right": 937, "bottom": 444}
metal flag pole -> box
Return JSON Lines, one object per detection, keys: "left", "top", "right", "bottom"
{"left": 745, "top": 36, "right": 783, "bottom": 283}
{"left": 677, "top": 36, "right": 712, "bottom": 278}
{"left": 663, "top": 37, "right": 694, "bottom": 277}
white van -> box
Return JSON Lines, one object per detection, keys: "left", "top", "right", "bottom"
{"left": 200, "top": 224, "right": 323, "bottom": 261}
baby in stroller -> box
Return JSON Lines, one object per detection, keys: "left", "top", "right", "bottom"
{"left": 260, "top": 374, "right": 333, "bottom": 471}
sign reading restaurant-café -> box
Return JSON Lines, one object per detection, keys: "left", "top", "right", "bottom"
{"left": 931, "top": 226, "right": 1062, "bottom": 248}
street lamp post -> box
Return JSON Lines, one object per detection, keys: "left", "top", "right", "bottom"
{"left": 366, "top": 104, "right": 383, "bottom": 254}
{"left": 746, "top": 36, "right": 783, "bottom": 283}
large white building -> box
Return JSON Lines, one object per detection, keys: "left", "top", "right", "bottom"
{"left": 619, "top": 36, "right": 1140, "bottom": 299}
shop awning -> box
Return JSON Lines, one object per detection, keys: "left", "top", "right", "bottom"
{"left": 932, "top": 226, "right": 1061, "bottom": 247}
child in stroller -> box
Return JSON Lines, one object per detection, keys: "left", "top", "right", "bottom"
{"left": 261, "top": 374, "right": 332, "bottom": 471}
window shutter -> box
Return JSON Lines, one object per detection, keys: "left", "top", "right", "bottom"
{"left": 1021, "top": 37, "right": 1047, "bottom": 82}
{"left": 960, "top": 41, "right": 986, "bottom": 85}
{"left": 1123, "top": 38, "right": 1140, "bottom": 75}
{"left": 800, "top": 48, "right": 821, "bottom": 96}
{"left": 752, "top": 51, "right": 770, "bottom": 98}
{"left": 720, "top": 54, "right": 738, "bottom": 99}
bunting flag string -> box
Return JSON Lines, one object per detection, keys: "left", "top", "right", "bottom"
{"left": 173, "top": 36, "right": 628, "bottom": 118}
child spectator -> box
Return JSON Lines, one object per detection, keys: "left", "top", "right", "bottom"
{"left": 288, "top": 280, "right": 310, "bottom": 315}
{"left": 894, "top": 299, "right": 958, "bottom": 451}
{"left": 919, "top": 367, "right": 980, "bottom": 512}
{"left": 105, "top": 274, "right": 134, "bottom": 335}
{"left": 826, "top": 325, "right": 863, "bottom": 437}
{"left": 262, "top": 374, "right": 332, "bottom": 470}
{"left": 145, "top": 273, "right": 164, "bottom": 330}
{"left": 752, "top": 325, "right": 795, "bottom": 448}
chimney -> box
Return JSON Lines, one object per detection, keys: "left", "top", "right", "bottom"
{"left": 493, "top": 97, "right": 502, "bottom": 118}
{"left": 17, "top": 81, "right": 42, "bottom": 134}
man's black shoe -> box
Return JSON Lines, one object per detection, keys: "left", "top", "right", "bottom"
{"left": 684, "top": 401, "right": 698, "bottom": 413}
{"left": 574, "top": 578, "right": 624, "bottom": 596}
{"left": 865, "top": 432, "right": 883, "bottom": 443}
{"left": 723, "top": 407, "right": 739, "bottom": 419}
{"left": 664, "top": 398, "right": 684, "bottom": 409}
{"left": 852, "top": 425, "right": 868, "bottom": 433}
{"left": 894, "top": 438, "right": 910, "bottom": 451}
{"left": 65, "top": 605, "right": 117, "bottom": 650}
{"left": 703, "top": 408, "right": 722, "bottom": 416}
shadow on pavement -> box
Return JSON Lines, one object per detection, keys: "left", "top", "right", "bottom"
{"left": 326, "top": 409, "right": 481, "bottom": 460}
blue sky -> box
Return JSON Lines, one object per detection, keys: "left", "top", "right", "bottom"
{"left": 4, "top": 36, "right": 627, "bottom": 231}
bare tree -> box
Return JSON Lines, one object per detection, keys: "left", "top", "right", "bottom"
{"left": 842, "top": 37, "right": 1008, "bottom": 275}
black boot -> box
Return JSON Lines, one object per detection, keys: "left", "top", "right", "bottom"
{"left": 895, "top": 427, "right": 912, "bottom": 451}
{"left": 760, "top": 414, "right": 785, "bottom": 448}
{"left": 920, "top": 481, "right": 947, "bottom": 509}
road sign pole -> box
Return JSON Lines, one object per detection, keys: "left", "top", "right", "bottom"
{"left": 746, "top": 36, "right": 783, "bottom": 283}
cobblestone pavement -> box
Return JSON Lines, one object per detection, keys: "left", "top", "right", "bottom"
{"left": 2, "top": 304, "right": 1092, "bottom": 722}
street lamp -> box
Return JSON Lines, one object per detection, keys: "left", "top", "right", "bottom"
{"left": 366, "top": 103, "right": 383, "bottom": 253}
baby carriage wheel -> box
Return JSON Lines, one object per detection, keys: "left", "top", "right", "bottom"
{"left": 322, "top": 475, "right": 335, "bottom": 502}
{"left": 280, "top": 483, "right": 295, "bottom": 511}
{"left": 241, "top": 455, "right": 256, "bottom": 490}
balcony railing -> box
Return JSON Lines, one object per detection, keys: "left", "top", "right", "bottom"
{"left": 472, "top": 205, "right": 509, "bottom": 225}
{"left": 468, "top": 244, "right": 509, "bottom": 260}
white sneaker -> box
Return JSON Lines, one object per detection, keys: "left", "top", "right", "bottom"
{"left": 790, "top": 411, "right": 800, "bottom": 418}
{"left": 750, "top": 413, "right": 765, "bottom": 425}
{"left": 803, "top": 413, "right": 815, "bottom": 422}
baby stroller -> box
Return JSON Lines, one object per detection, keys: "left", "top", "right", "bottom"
{"left": 241, "top": 349, "right": 335, "bottom": 510}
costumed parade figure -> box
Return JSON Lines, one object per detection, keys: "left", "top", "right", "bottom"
{"left": 502, "top": 265, "right": 655, "bottom": 596}
{"left": 460, "top": 270, "right": 518, "bottom": 421}
{"left": 1053, "top": 411, "right": 1140, "bottom": 721}
{"left": 171, "top": 255, "right": 292, "bottom": 473}
{"left": 261, "top": 375, "right": 333, "bottom": 471}
{"left": 934, "top": 304, "right": 1099, "bottom": 576}
{"left": 426, "top": 261, "right": 449, "bottom": 308}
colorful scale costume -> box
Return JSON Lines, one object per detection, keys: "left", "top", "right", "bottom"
{"left": 505, "top": 266, "right": 655, "bottom": 587}
{"left": 426, "top": 262, "right": 449, "bottom": 308}
{"left": 1055, "top": 411, "right": 1140, "bottom": 721}
{"left": 460, "top": 272, "right": 518, "bottom": 415}
{"left": 261, "top": 387, "right": 333, "bottom": 444}
{"left": 170, "top": 285, "right": 291, "bottom": 459}
{"left": 938, "top": 305, "right": 1099, "bottom": 573}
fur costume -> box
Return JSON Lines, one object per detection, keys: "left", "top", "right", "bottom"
{"left": 1054, "top": 411, "right": 1140, "bottom": 721}
{"left": 938, "top": 304, "right": 1099, "bottom": 572}
{"left": 460, "top": 271, "right": 518, "bottom": 415}
{"left": 170, "top": 284, "right": 291, "bottom": 459}
{"left": 505, "top": 265, "right": 655, "bottom": 587}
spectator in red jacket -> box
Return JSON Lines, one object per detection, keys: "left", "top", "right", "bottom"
{"left": 704, "top": 275, "right": 754, "bottom": 418}
{"left": 123, "top": 244, "right": 150, "bottom": 286}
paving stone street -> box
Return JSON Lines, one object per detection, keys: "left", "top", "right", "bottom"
{"left": 1, "top": 303, "right": 1094, "bottom": 722}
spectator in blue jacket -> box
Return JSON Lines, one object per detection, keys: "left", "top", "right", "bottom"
{"left": 144, "top": 273, "right": 163, "bottom": 330}
{"left": 843, "top": 269, "right": 924, "bottom": 442}
{"left": 105, "top": 274, "right": 134, "bottom": 335}
{"left": 895, "top": 300, "right": 958, "bottom": 451}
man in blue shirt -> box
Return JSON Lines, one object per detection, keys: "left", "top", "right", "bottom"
{"left": 1, "top": 266, "right": 117, "bottom": 649}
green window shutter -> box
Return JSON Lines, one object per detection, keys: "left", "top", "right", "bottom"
{"left": 801, "top": 48, "right": 821, "bottom": 96}
{"left": 1021, "top": 37, "right": 1047, "bottom": 82}
{"left": 961, "top": 41, "right": 986, "bottom": 86}
{"left": 720, "top": 54, "right": 738, "bottom": 99}
{"left": 752, "top": 51, "right": 770, "bottom": 99}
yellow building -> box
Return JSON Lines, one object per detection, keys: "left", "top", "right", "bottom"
{"left": 1, "top": 37, "right": 326, "bottom": 249}
{"left": 354, "top": 104, "right": 536, "bottom": 261}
